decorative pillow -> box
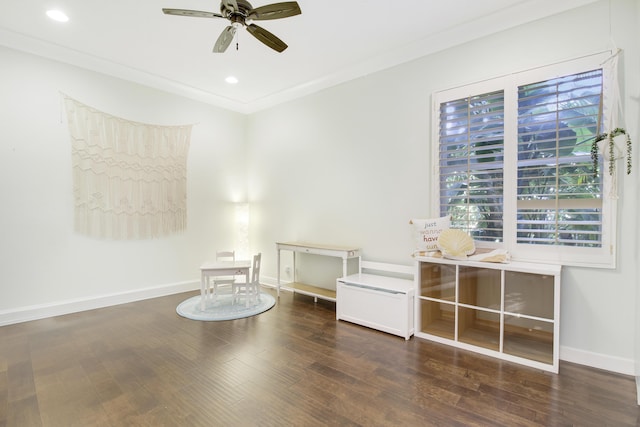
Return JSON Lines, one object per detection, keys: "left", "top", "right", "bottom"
{"left": 410, "top": 215, "right": 450, "bottom": 252}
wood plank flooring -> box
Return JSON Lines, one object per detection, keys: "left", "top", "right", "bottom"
{"left": 1, "top": 287, "right": 639, "bottom": 426}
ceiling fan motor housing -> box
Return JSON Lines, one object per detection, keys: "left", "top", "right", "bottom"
{"left": 221, "top": 0, "right": 253, "bottom": 20}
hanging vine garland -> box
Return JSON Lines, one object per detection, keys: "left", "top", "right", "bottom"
{"left": 591, "top": 127, "right": 632, "bottom": 177}
{"left": 609, "top": 132, "right": 615, "bottom": 175}
{"left": 626, "top": 132, "right": 632, "bottom": 174}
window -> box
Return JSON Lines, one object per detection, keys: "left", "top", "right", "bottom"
{"left": 433, "top": 55, "right": 616, "bottom": 268}
{"left": 438, "top": 90, "right": 505, "bottom": 244}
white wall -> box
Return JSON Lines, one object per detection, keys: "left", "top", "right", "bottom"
{"left": 247, "top": 0, "right": 640, "bottom": 374}
{"left": 1, "top": 0, "right": 638, "bottom": 376}
{"left": 634, "top": 0, "right": 640, "bottom": 402}
{"left": 0, "top": 46, "right": 246, "bottom": 322}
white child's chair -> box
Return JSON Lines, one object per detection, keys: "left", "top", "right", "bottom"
{"left": 212, "top": 250, "right": 237, "bottom": 296}
{"left": 232, "top": 253, "right": 261, "bottom": 306}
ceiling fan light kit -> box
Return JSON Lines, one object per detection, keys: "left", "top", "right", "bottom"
{"left": 163, "top": 0, "right": 301, "bottom": 53}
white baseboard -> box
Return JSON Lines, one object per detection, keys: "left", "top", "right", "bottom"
{"left": 260, "top": 275, "right": 279, "bottom": 288}
{"left": 0, "top": 280, "right": 199, "bottom": 327}
{"left": 4, "top": 276, "right": 633, "bottom": 378}
{"left": 263, "top": 275, "right": 636, "bottom": 377}
{"left": 560, "top": 345, "right": 635, "bottom": 376}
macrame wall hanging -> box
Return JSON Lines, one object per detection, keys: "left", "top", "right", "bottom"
{"left": 63, "top": 95, "right": 192, "bottom": 240}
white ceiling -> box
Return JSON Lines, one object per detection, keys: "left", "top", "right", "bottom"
{"left": 0, "top": 0, "right": 596, "bottom": 113}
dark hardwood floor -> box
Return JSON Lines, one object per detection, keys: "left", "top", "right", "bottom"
{"left": 1, "top": 287, "right": 639, "bottom": 426}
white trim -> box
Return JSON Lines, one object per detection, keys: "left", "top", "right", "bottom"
{"left": 0, "top": 1, "right": 601, "bottom": 114}
{"left": 3, "top": 274, "right": 632, "bottom": 377}
{"left": 0, "top": 280, "right": 199, "bottom": 327}
{"left": 560, "top": 345, "right": 635, "bottom": 376}
{"left": 432, "top": 52, "right": 617, "bottom": 268}
{"left": 360, "top": 261, "right": 414, "bottom": 276}
{"left": 263, "top": 271, "right": 633, "bottom": 377}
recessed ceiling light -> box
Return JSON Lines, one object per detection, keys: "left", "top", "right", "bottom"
{"left": 225, "top": 76, "right": 239, "bottom": 84}
{"left": 46, "top": 10, "right": 69, "bottom": 22}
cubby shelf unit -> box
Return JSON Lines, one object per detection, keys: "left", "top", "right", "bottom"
{"left": 415, "top": 256, "right": 561, "bottom": 373}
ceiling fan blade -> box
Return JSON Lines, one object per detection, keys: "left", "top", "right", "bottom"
{"left": 246, "top": 23, "right": 288, "bottom": 52}
{"left": 247, "top": 2, "right": 301, "bottom": 20}
{"left": 162, "top": 8, "right": 224, "bottom": 19}
{"left": 213, "top": 26, "right": 236, "bottom": 53}
{"left": 222, "top": 0, "right": 239, "bottom": 12}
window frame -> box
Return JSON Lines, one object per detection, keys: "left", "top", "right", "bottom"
{"left": 431, "top": 53, "right": 617, "bottom": 268}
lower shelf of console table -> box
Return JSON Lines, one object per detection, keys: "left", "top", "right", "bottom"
{"left": 415, "top": 256, "right": 561, "bottom": 373}
{"left": 280, "top": 282, "right": 337, "bottom": 302}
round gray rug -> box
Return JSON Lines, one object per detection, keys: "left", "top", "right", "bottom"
{"left": 176, "top": 290, "right": 276, "bottom": 321}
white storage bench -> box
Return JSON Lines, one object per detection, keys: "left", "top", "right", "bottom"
{"left": 336, "top": 261, "right": 414, "bottom": 340}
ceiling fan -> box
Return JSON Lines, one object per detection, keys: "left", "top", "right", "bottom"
{"left": 162, "top": 0, "right": 301, "bottom": 53}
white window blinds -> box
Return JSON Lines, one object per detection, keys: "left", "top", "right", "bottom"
{"left": 433, "top": 53, "right": 616, "bottom": 267}
{"left": 439, "top": 91, "right": 505, "bottom": 243}
{"left": 516, "top": 69, "right": 603, "bottom": 247}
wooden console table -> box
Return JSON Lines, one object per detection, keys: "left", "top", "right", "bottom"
{"left": 276, "top": 242, "right": 361, "bottom": 302}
